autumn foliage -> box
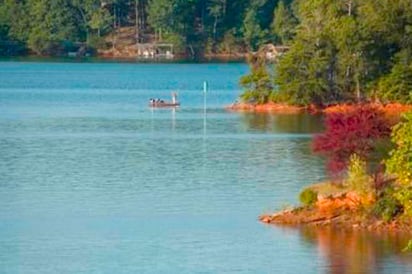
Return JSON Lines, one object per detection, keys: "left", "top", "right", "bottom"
{"left": 324, "top": 103, "right": 412, "bottom": 124}
{"left": 313, "top": 105, "right": 393, "bottom": 175}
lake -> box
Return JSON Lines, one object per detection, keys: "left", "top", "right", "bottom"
{"left": 0, "top": 61, "right": 411, "bottom": 273}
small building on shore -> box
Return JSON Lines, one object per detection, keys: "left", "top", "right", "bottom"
{"left": 136, "top": 43, "right": 174, "bottom": 59}
{"left": 258, "top": 44, "right": 290, "bottom": 62}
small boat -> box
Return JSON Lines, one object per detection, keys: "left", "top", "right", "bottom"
{"left": 149, "top": 92, "right": 180, "bottom": 108}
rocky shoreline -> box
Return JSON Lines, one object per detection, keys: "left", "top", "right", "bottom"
{"left": 259, "top": 189, "right": 412, "bottom": 233}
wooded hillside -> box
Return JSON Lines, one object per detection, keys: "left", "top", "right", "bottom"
{"left": 0, "top": 0, "right": 294, "bottom": 58}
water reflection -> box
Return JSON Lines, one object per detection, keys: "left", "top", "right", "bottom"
{"left": 300, "top": 226, "right": 412, "bottom": 274}
{"left": 239, "top": 113, "right": 324, "bottom": 133}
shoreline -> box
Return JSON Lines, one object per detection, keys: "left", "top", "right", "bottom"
{"left": 225, "top": 102, "right": 311, "bottom": 114}
{"left": 0, "top": 53, "right": 247, "bottom": 64}
{"left": 259, "top": 187, "right": 412, "bottom": 233}
{"left": 226, "top": 102, "right": 412, "bottom": 115}
{"left": 254, "top": 105, "right": 412, "bottom": 233}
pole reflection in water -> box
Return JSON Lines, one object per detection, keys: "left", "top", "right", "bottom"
{"left": 171, "top": 107, "right": 176, "bottom": 131}
{"left": 203, "top": 81, "right": 207, "bottom": 137}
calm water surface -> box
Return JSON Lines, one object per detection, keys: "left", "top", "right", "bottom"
{"left": 0, "top": 62, "right": 411, "bottom": 273}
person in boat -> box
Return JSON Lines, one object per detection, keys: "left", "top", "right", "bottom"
{"left": 171, "top": 92, "right": 177, "bottom": 104}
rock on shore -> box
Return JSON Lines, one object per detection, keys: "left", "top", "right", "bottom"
{"left": 260, "top": 191, "right": 412, "bottom": 232}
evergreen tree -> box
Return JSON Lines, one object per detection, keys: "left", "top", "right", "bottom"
{"left": 242, "top": 1, "right": 267, "bottom": 51}
{"left": 27, "top": 0, "right": 78, "bottom": 55}
{"left": 376, "top": 52, "right": 412, "bottom": 104}
{"left": 240, "top": 54, "right": 274, "bottom": 104}
{"left": 271, "top": 0, "right": 296, "bottom": 45}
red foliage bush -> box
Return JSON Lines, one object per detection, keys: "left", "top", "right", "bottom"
{"left": 312, "top": 104, "right": 392, "bottom": 175}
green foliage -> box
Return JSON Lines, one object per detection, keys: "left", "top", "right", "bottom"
{"left": 271, "top": 0, "right": 296, "bottom": 45}
{"left": 346, "top": 154, "right": 372, "bottom": 195}
{"left": 2, "top": 0, "right": 412, "bottom": 74}
{"left": 403, "top": 240, "right": 412, "bottom": 252}
{"left": 241, "top": 0, "right": 412, "bottom": 106}
{"left": 242, "top": 4, "right": 267, "bottom": 51}
{"left": 386, "top": 113, "right": 412, "bottom": 185}
{"left": 299, "top": 188, "right": 318, "bottom": 206}
{"left": 217, "top": 29, "right": 241, "bottom": 54}
{"left": 240, "top": 55, "right": 274, "bottom": 104}
{"left": 26, "top": 0, "right": 78, "bottom": 55}
{"left": 274, "top": 39, "right": 334, "bottom": 106}
{"left": 0, "top": 0, "right": 282, "bottom": 57}
{"left": 88, "top": 8, "right": 112, "bottom": 37}
{"left": 384, "top": 112, "right": 412, "bottom": 217}
{"left": 373, "top": 187, "right": 402, "bottom": 222}
{"left": 394, "top": 186, "right": 412, "bottom": 217}
{"left": 147, "top": 0, "right": 175, "bottom": 32}
{"left": 161, "top": 32, "right": 185, "bottom": 54}
{"left": 376, "top": 54, "right": 412, "bottom": 104}
{"left": 0, "top": 0, "right": 30, "bottom": 55}
{"left": 87, "top": 35, "right": 107, "bottom": 50}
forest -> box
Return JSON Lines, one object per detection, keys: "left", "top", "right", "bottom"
{"left": 240, "top": 0, "right": 412, "bottom": 106}
{"left": 0, "top": 0, "right": 291, "bottom": 57}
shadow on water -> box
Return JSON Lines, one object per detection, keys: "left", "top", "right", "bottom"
{"left": 300, "top": 226, "right": 412, "bottom": 274}
{"left": 238, "top": 113, "right": 324, "bottom": 133}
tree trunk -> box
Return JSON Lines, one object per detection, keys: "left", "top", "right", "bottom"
{"left": 135, "top": 0, "right": 139, "bottom": 43}
{"left": 77, "top": 7, "right": 89, "bottom": 44}
{"left": 347, "top": 0, "right": 352, "bottom": 16}
{"left": 113, "top": 5, "right": 116, "bottom": 50}
{"left": 213, "top": 16, "right": 218, "bottom": 41}
{"left": 355, "top": 72, "right": 360, "bottom": 101}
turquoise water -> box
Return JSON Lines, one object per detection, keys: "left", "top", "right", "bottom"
{"left": 0, "top": 62, "right": 411, "bottom": 273}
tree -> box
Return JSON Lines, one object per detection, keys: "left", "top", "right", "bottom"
{"left": 207, "top": 0, "right": 225, "bottom": 46}
{"left": 331, "top": 15, "right": 367, "bottom": 101}
{"left": 271, "top": 0, "right": 296, "bottom": 45}
{"left": 147, "top": 0, "right": 199, "bottom": 56}
{"left": 71, "top": 0, "right": 112, "bottom": 44}
{"left": 386, "top": 112, "right": 412, "bottom": 185}
{"left": 240, "top": 54, "right": 274, "bottom": 104}
{"left": 273, "top": 0, "right": 343, "bottom": 106}
{"left": 147, "top": 0, "right": 175, "bottom": 34}
{"left": 385, "top": 112, "right": 412, "bottom": 216}
{"left": 274, "top": 38, "right": 337, "bottom": 106}
{"left": 242, "top": 3, "right": 267, "bottom": 51}
{"left": 0, "top": 0, "right": 30, "bottom": 43}
{"left": 312, "top": 105, "right": 392, "bottom": 175}
{"left": 376, "top": 52, "right": 412, "bottom": 104}
{"left": 0, "top": 0, "right": 26, "bottom": 55}
{"left": 260, "top": 0, "right": 412, "bottom": 106}
{"left": 27, "top": 0, "right": 78, "bottom": 55}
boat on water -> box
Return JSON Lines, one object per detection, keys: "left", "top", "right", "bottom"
{"left": 149, "top": 92, "right": 180, "bottom": 108}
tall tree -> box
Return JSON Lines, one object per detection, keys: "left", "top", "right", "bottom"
{"left": 207, "top": 0, "right": 225, "bottom": 43}
{"left": 271, "top": 0, "right": 296, "bottom": 45}
{"left": 240, "top": 54, "right": 274, "bottom": 104}
{"left": 242, "top": 1, "right": 267, "bottom": 51}
{"left": 27, "top": 0, "right": 78, "bottom": 55}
